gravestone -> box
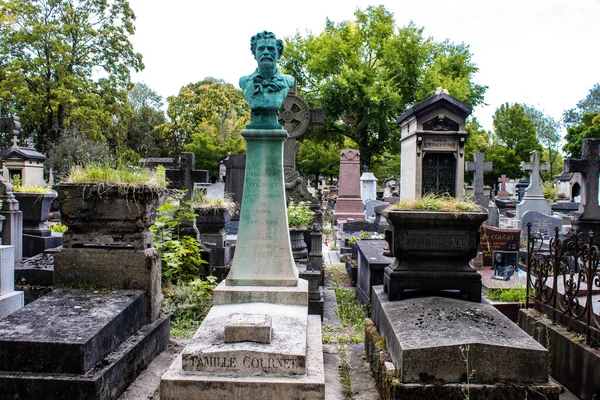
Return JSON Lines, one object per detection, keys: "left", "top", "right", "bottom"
{"left": 397, "top": 89, "right": 471, "bottom": 200}
{"left": 479, "top": 225, "right": 520, "bottom": 267}
{"left": 497, "top": 175, "right": 511, "bottom": 199}
{"left": 224, "top": 153, "right": 246, "bottom": 212}
{"left": 334, "top": 149, "right": 365, "bottom": 223}
{"left": 360, "top": 169, "right": 377, "bottom": 204}
{"left": 521, "top": 210, "right": 563, "bottom": 239}
{"left": 356, "top": 239, "right": 393, "bottom": 305}
{"left": 516, "top": 151, "right": 551, "bottom": 224}
{"left": 564, "top": 138, "right": 600, "bottom": 242}
{"left": 516, "top": 179, "right": 529, "bottom": 201}
{"left": 0, "top": 245, "right": 23, "bottom": 319}
{"left": 165, "top": 152, "right": 209, "bottom": 201}
{"left": 365, "top": 199, "right": 388, "bottom": 220}
{"left": 465, "top": 152, "right": 492, "bottom": 208}
{"left": 383, "top": 177, "right": 399, "bottom": 198}
{"left": 161, "top": 31, "right": 324, "bottom": 399}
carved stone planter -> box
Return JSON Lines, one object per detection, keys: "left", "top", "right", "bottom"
{"left": 382, "top": 209, "right": 487, "bottom": 302}
{"left": 13, "top": 192, "right": 57, "bottom": 235}
{"left": 55, "top": 184, "right": 164, "bottom": 250}
{"left": 289, "top": 227, "right": 308, "bottom": 260}
{"left": 194, "top": 207, "right": 230, "bottom": 235}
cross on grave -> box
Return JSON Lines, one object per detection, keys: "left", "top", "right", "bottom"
{"left": 497, "top": 175, "right": 511, "bottom": 199}
{"left": 565, "top": 138, "right": 600, "bottom": 220}
{"left": 465, "top": 152, "right": 492, "bottom": 208}
{"left": 520, "top": 150, "right": 549, "bottom": 200}
{"left": 278, "top": 83, "right": 324, "bottom": 170}
{"left": 165, "top": 152, "right": 209, "bottom": 201}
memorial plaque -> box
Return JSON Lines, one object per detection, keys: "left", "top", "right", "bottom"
{"left": 479, "top": 225, "right": 520, "bottom": 267}
{"left": 521, "top": 211, "right": 562, "bottom": 239}
{"left": 423, "top": 136, "right": 457, "bottom": 151}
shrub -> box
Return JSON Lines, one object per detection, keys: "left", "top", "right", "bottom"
{"left": 10, "top": 176, "right": 52, "bottom": 193}
{"left": 287, "top": 201, "right": 315, "bottom": 227}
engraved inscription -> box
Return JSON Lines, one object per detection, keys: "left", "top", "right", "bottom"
{"left": 401, "top": 232, "right": 473, "bottom": 250}
{"left": 186, "top": 355, "right": 305, "bottom": 372}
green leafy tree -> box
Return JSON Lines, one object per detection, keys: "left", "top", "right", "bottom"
{"left": 522, "top": 105, "right": 562, "bottom": 180}
{"left": 563, "top": 112, "right": 600, "bottom": 159}
{"left": 0, "top": 0, "right": 143, "bottom": 153}
{"left": 280, "top": 5, "right": 486, "bottom": 169}
{"left": 127, "top": 83, "right": 167, "bottom": 157}
{"left": 492, "top": 103, "right": 541, "bottom": 163}
{"left": 563, "top": 84, "right": 600, "bottom": 128}
{"left": 157, "top": 78, "right": 250, "bottom": 159}
{"left": 296, "top": 137, "right": 343, "bottom": 188}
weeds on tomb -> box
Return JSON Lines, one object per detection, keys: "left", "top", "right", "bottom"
{"left": 287, "top": 201, "right": 315, "bottom": 227}
{"left": 393, "top": 194, "right": 481, "bottom": 213}
{"left": 338, "top": 344, "right": 353, "bottom": 399}
{"left": 49, "top": 223, "right": 68, "bottom": 233}
{"left": 460, "top": 344, "right": 476, "bottom": 400}
{"left": 191, "top": 191, "right": 237, "bottom": 215}
{"left": 10, "top": 175, "right": 52, "bottom": 193}
{"left": 63, "top": 163, "right": 167, "bottom": 189}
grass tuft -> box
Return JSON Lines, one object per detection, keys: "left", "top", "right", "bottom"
{"left": 393, "top": 193, "right": 481, "bottom": 213}
{"left": 62, "top": 164, "right": 167, "bottom": 189}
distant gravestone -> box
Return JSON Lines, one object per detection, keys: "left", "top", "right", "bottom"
{"left": 479, "top": 225, "right": 520, "bottom": 267}
{"left": 465, "top": 152, "right": 492, "bottom": 208}
{"left": 165, "top": 153, "right": 209, "bottom": 201}
{"left": 497, "top": 175, "right": 511, "bottom": 199}
{"left": 360, "top": 170, "right": 377, "bottom": 204}
{"left": 521, "top": 210, "right": 563, "bottom": 239}
{"left": 365, "top": 200, "right": 388, "bottom": 220}
{"left": 565, "top": 138, "right": 600, "bottom": 220}
{"left": 516, "top": 151, "right": 551, "bottom": 223}
{"left": 334, "top": 149, "right": 365, "bottom": 223}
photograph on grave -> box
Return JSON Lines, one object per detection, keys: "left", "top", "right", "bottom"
{"left": 491, "top": 250, "right": 519, "bottom": 281}
{"left": 479, "top": 225, "right": 520, "bottom": 266}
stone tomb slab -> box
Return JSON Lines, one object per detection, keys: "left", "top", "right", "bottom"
{"left": 161, "top": 315, "right": 324, "bottom": 400}
{"left": 371, "top": 286, "right": 548, "bottom": 384}
{"left": 182, "top": 303, "right": 308, "bottom": 376}
{"left": 356, "top": 239, "right": 393, "bottom": 305}
{"left": 521, "top": 210, "right": 563, "bottom": 238}
{"left": 0, "top": 289, "right": 146, "bottom": 374}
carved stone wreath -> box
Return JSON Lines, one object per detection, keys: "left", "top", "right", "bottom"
{"left": 278, "top": 95, "right": 310, "bottom": 139}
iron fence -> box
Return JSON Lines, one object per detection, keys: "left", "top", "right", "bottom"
{"left": 525, "top": 223, "right": 600, "bottom": 344}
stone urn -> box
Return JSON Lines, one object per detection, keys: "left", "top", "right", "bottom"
{"left": 55, "top": 184, "right": 164, "bottom": 250}
{"left": 13, "top": 191, "right": 57, "bottom": 235}
{"left": 289, "top": 226, "right": 309, "bottom": 260}
{"left": 382, "top": 209, "right": 487, "bottom": 302}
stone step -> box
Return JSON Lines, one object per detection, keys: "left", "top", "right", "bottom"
{"left": 0, "top": 289, "right": 146, "bottom": 374}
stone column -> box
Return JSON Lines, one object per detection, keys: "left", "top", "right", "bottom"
{"left": 334, "top": 149, "right": 365, "bottom": 223}
{"left": 0, "top": 180, "right": 22, "bottom": 264}
{"left": 307, "top": 223, "right": 323, "bottom": 272}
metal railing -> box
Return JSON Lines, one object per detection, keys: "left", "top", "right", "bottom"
{"left": 525, "top": 223, "right": 600, "bottom": 344}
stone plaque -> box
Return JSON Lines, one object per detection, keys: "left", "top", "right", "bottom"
{"left": 423, "top": 136, "right": 456, "bottom": 151}
{"left": 521, "top": 211, "right": 562, "bottom": 239}
{"left": 183, "top": 350, "right": 305, "bottom": 376}
{"left": 479, "top": 225, "right": 520, "bottom": 267}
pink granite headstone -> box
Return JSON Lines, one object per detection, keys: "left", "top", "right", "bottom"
{"left": 334, "top": 149, "right": 365, "bottom": 223}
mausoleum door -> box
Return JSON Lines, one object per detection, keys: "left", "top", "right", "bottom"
{"left": 422, "top": 153, "right": 455, "bottom": 196}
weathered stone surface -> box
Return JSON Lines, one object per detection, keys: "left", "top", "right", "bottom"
{"left": 182, "top": 303, "right": 307, "bottom": 376}
{"left": 0, "top": 245, "right": 23, "bottom": 319}
{"left": 0, "top": 315, "right": 170, "bottom": 400}
{"left": 54, "top": 247, "right": 161, "bottom": 322}
{"left": 516, "top": 151, "right": 551, "bottom": 221}
{"left": 521, "top": 210, "right": 562, "bottom": 238}
{"left": 161, "top": 315, "right": 324, "bottom": 399}
{"left": 226, "top": 129, "right": 298, "bottom": 287}
{"left": 0, "top": 289, "right": 145, "bottom": 374}
{"left": 224, "top": 313, "right": 272, "bottom": 344}
{"left": 212, "top": 279, "right": 308, "bottom": 307}
{"left": 356, "top": 240, "right": 392, "bottom": 305}
{"left": 371, "top": 287, "right": 548, "bottom": 384}
{"left": 56, "top": 184, "right": 164, "bottom": 250}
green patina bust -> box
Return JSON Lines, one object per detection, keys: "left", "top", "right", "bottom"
{"left": 240, "top": 31, "right": 295, "bottom": 129}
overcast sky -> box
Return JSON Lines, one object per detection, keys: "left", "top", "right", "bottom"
{"left": 128, "top": 0, "right": 599, "bottom": 134}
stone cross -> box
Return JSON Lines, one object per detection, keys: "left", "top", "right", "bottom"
{"left": 279, "top": 83, "right": 324, "bottom": 170}
{"left": 465, "top": 152, "right": 492, "bottom": 208}
{"left": 565, "top": 138, "right": 600, "bottom": 220}
{"left": 520, "top": 150, "right": 549, "bottom": 200}
{"left": 497, "top": 175, "right": 511, "bottom": 199}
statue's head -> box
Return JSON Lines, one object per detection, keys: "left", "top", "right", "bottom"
{"left": 250, "top": 31, "right": 284, "bottom": 58}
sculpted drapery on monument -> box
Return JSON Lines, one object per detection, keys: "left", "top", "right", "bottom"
{"left": 239, "top": 31, "right": 295, "bottom": 130}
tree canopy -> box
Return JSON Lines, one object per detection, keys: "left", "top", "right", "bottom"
{"left": 0, "top": 0, "right": 143, "bottom": 153}
{"left": 158, "top": 78, "right": 250, "bottom": 174}
{"left": 126, "top": 83, "right": 167, "bottom": 158}
{"left": 563, "top": 112, "right": 600, "bottom": 159}
{"left": 563, "top": 83, "right": 600, "bottom": 128}
{"left": 280, "top": 5, "right": 487, "bottom": 169}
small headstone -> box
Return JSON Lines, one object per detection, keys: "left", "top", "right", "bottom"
{"left": 479, "top": 225, "right": 520, "bottom": 267}
{"left": 521, "top": 210, "right": 563, "bottom": 239}
{"left": 365, "top": 200, "right": 388, "bottom": 220}
{"left": 497, "top": 175, "right": 511, "bottom": 199}
{"left": 491, "top": 251, "right": 519, "bottom": 281}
